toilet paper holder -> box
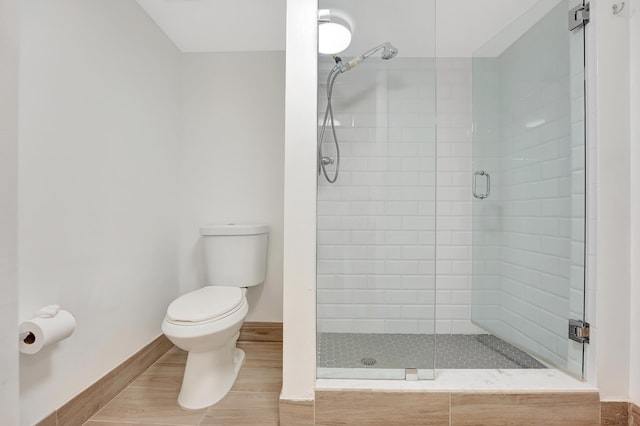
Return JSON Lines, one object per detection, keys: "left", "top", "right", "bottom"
{"left": 19, "top": 304, "right": 60, "bottom": 344}
{"left": 18, "top": 305, "right": 76, "bottom": 354}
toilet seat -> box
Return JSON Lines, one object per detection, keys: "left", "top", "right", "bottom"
{"left": 166, "top": 287, "right": 244, "bottom": 325}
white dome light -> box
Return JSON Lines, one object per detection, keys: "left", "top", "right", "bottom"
{"left": 318, "top": 22, "right": 352, "bottom": 54}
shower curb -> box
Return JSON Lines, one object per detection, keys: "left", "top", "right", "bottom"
{"left": 281, "top": 390, "right": 619, "bottom": 425}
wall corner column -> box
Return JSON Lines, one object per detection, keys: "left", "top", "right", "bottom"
{"left": 282, "top": 0, "right": 318, "bottom": 402}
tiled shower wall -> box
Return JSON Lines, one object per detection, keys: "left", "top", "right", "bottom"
{"left": 317, "top": 57, "right": 481, "bottom": 334}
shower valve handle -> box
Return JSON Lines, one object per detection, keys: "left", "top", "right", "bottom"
{"left": 321, "top": 156, "right": 335, "bottom": 166}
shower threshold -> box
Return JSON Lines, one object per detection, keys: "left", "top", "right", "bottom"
{"left": 316, "top": 368, "right": 595, "bottom": 393}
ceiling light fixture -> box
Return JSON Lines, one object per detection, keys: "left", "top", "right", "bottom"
{"left": 318, "top": 9, "right": 353, "bottom": 55}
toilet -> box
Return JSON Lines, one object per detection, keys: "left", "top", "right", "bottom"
{"left": 162, "top": 223, "right": 268, "bottom": 410}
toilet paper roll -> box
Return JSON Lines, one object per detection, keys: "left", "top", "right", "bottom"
{"left": 19, "top": 310, "right": 76, "bottom": 355}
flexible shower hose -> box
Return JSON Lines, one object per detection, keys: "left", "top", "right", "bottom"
{"left": 318, "top": 65, "right": 341, "bottom": 184}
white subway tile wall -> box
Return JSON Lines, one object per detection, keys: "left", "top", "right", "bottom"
{"left": 317, "top": 57, "right": 481, "bottom": 335}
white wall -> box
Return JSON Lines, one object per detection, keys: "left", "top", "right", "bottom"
{"left": 629, "top": 0, "right": 640, "bottom": 407}
{"left": 18, "top": 1, "right": 181, "bottom": 424}
{"left": 0, "top": 0, "right": 20, "bottom": 423}
{"left": 179, "top": 52, "right": 284, "bottom": 322}
{"left": 592, "top": 0, "right": 631, "bottom": 401}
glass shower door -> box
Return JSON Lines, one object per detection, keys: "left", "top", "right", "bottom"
{"left": 471, "top": 0, "right": 587, "bottom": 377}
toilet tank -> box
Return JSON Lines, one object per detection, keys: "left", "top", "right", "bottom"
{"left": 199, "top": 224, "right": 269, "bottom": 288}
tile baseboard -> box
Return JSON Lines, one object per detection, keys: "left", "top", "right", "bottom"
{"left": 316, "top": 390, "right": 449, "bottom": 425}
{"left": 239, "top": 321, "right": 283, "bottom": 342}
{"left": 449, "top": 392, "right": 600, "bottom": 426}
{"left": 600, "top": 401, "right": 629, "bottom": 425}
{"left": 313, "top": 390, "right": 600, "bottom": 426}
{"left": 36, "top": 335, "right": 172, "bottom": 426}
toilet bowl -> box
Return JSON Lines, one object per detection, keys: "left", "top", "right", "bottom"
{"left": 162, "top": 287, "right": 249, "bottom": 409}
{"left": 162, "top": 224, "right": 268, "bottom": 410}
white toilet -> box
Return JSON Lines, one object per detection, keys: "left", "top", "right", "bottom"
{"left": 162, "top": 223, "right": 268, "bottom": 410}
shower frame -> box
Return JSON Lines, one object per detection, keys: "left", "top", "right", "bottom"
{"left": 314, "top": 0, "right": 590, "bottom": 381}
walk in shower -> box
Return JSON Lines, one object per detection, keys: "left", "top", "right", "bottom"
{"left": 316, "top": 0, "right": 587, "bottom": 381}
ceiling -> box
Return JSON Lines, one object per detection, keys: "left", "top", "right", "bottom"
{"left": 136, "top": 0, "right": 559, "bottom": 57}
{"left": 136, "top": 0, "right": 287, "bottom": 53}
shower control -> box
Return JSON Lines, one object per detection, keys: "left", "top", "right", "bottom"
{"left": 321, "top": 156, "right": 335, "bottom": 166}
{"left": 472, "top": 171, "right": 491, "bottom": 200}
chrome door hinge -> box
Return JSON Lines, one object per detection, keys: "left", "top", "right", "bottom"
{"left": 569, "top": 319, "right": 590, "bottom": 344}
{"left": 569, "top": 3, "right": 590, "bottom": 31}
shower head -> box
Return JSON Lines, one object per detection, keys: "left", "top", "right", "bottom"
{"left": 339, "top": 42, "right": 399, "bottom": 72}
{"left": 361, "top": 42, "right": 399, "bottom": 60}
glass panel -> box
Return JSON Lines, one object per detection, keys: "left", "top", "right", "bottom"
{"left": 471, "top": 0, "right": 586, "bottom": 376}
{"left": 316, "top": 0, "right": 436, "bottom": 380}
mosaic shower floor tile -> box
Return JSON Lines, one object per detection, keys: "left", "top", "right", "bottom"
{"left": 317, "top": 333, "right": 546, "bottom": 369}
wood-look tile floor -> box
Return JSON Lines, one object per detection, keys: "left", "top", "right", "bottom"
{"left": 84, "top": 341, "right": 282, "bottom": 426}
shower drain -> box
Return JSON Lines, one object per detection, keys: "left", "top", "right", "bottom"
{"left": 360, "top": 357, "right": 377, "bottom": 366}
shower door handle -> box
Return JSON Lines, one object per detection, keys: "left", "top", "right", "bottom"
{"left": 472, "top": 171, "right": 490, "bottom": 199}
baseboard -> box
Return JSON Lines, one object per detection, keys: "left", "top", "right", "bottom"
{"left": 632, "top": 402, "right": 640, "bottom": 426}
{"left": 36, "top": 335, "right": 173, "bottom": 426}
{"left": 239, "top": 321, "right": 283, "bottom": 342}
{"left": 601, "top": 401, "right": 629, "bottom": 425}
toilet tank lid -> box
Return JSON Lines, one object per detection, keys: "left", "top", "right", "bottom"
{"left": 200, "top": 223, "right": 269, "bottom": 236}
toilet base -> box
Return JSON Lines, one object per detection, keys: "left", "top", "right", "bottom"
{"left": 177, "top": 344, "right": 245, "bottom": 410}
